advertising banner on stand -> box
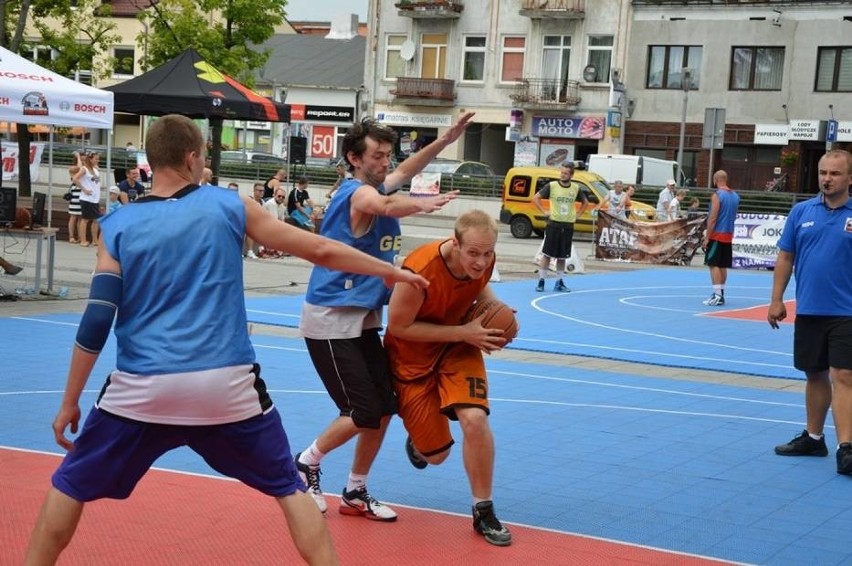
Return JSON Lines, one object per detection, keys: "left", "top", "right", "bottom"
{"left": 732, "top": 213, "right": 785, "bottom": 269}
{"left": 595, "top": 211, "right": 707, "bottom": 265}
{"left": 1, "top": 142, "right": 45, "bottom": 182}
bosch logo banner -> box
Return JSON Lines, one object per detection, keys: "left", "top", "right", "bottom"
{"left": 74, "top": 103, "right": 108, "bottom": 114}
{"left": 0, "top": 71, "right": 54, "bottom": 82}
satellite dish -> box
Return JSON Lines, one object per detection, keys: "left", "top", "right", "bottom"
{"left": 400, "top": 40, "right": 416, "bottom": 62}
{"left": 582, "top": 64, "right": 598, "bottom": 83}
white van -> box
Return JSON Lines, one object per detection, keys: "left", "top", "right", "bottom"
{"left": 587, "top": 154, "right": 681, "bottom": 187}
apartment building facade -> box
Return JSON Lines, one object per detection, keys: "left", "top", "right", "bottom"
{"left": 365, "top": 0, "right": 850, "bottom": 189}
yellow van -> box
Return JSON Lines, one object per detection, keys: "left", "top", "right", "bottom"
{"left": 498, "top": 166, "right": 656, "bottom": 238}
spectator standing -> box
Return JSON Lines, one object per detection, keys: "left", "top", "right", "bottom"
{"left": 263, "top": 168, "right": 287, "bottom": 200}
{"left": 668, "top": 189, "right": 688, "bottom": 220}
{"left": 74, "top": 151, "right": 102, "bottom": 247}
{"left": 532, "top": 161, "right": 589, "bottom": 292}
{"left": 67, "top": 153, "right": 83, "bottom": 243}
{"left": 125, "top": 141, "right": 137, "bottom": 153}
{"left": 243, "top": 183, "right": 266, "bottom": 259}
{"left": 687, "top": 197, "right": 701, "bottom": 221}
{"left": 199, "top": 168, "right": 214, "bottom": 186}
{"left": 769, "top": 149, "right": 852, "bottom": 476}
{"left": 606, "top": 180, "right": 627, "bottom": 220}
{"left": 293, "top": 114, "right": 468, "bottom": 521}
{"left": 656, "top": 180, "right": 677, "bottom": 222}
{"left": 227, "top": 182, "right": 239, "bottom": 191}
{"left": 385, "top": 210, "right": 512, "bottom": 546}
{"left": 117, "top": 168, "right": 146, "bottom": 204}
{"left": 623, "top": 185, "right": 635, "bottom": 220}
{"left": 24, "top": 113, "right": 428, "bottom": 565}
{"left": 702, "top": 170, "right": 740, "bottom": 306}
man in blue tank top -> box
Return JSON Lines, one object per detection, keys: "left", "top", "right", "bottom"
{"left": 295, "top": 113, "right": 473, "bottom": 521}
{"left": 25, "top": 114, "right": 428, "bottom": 565}
{"left": 702, "top": 170, "right": 740, "bottom": 306}
{"left": 769, "top": 150, "right": 852, "bottom": 476}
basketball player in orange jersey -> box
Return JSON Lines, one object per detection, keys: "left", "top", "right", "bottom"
{"left": 384, "top": 210, "right": 513, "bottom": 546}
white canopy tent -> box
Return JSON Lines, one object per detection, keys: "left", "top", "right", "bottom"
{"left": 0, "top": 46, "right": 114, "bottom": 225}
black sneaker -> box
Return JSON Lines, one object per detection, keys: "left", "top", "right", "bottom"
{"left": 837, "top": 443, "right": 852, "bottom": 475}
{"left": 405, "top": 436, "right": 427, "bottom": 469}
{"left": 554, "top": 279, "right": 569, "bottom": 292}
{"left": 472, "top": 501, "right": 512, "bottom": 546}
{"left": 774, "top": 429, "right": 828, "bottom": 457}
{"left": 535, "top": 279, "right": 545, "bottom": 292}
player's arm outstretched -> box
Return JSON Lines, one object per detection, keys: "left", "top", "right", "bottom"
{"left": 387, "top": 280, "right": 505, "bottom": 352}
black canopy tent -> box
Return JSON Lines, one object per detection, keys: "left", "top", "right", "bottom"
{"left": 104, "top": 49, "right": 289, "bottom": 179}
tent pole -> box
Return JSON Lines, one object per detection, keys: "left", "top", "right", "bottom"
{"left": 48, "top": 126, "right": 54, "bottom": 228}
{"left": 106, "top": 129, "right": 113, "bottom": 194}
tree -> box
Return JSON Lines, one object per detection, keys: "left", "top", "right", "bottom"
{"left": 138, "top": 0, "right": 286, "bottom": 181}
{"left": 1, "top": 0, "right": 119, "bottom": 196}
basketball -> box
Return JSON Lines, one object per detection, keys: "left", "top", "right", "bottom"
{"left": 13, "top": 207, "right": 31, "bottom": 229}
{"left": 462, "top": 299, "right": 519, "bottom": 344}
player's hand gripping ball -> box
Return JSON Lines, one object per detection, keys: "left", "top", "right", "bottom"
{"left": 462, "top": 299, "right": 519, "bottom": 345}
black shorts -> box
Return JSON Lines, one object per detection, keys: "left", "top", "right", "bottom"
{"left": 704, "top": 240, "right": 732, "bottom": 268}
{"left": 80, "top": 201, "right": 102, "bottom": 220}
{"left": 542, "top": 221, "right": 575, "bottom": 260}
{"left": 793, "top": 316, "right": 852, "bottom": 372}
{"left": 304, "top": 329, "right": 397, "bottom": 429}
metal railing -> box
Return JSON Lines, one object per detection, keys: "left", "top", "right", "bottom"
{"left": 392, "top": 77, "right": 456, "bottom": 101}
{"left": 509, "top": 78, "right": 581, "bottom": 106}
{"left": 520, "top": 0, "right": 585, "bottom": 12}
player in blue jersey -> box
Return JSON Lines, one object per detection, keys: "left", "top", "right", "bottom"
{"left": 702, "top": 170, "right": 740, "bottom": 306}
{"left": 769, "top": 150, "right": 852, "bottom": 476}
{"left": 294, "top": 113, "right": 473, "bottom": 521}
{"left": 25, "top": 114, "right": 429, "bottom": 566}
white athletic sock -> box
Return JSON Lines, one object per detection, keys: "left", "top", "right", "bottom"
{"left": 473, "top": 496, "right": 491, "bottom": 506}
{"left": 346, "top": 472, "right": 367, "bottom": 492}
{"left": 299, "top": 440, "right": 325, "bottom": 467}
{"left": 808, "top": 432, "right": 824, "bottom": 440}
{"left": 713, "top": 284, "right": 722, "bottom": 296}
{"left": 538, "top": 268, "right": 547, "bottom": 279}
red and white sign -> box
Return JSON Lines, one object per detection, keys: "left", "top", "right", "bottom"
{"left": 310, "top": 125, "right": 336, "bottom": 159}
{"left": 1, "top": 141, "right": 45, "bottom": 182}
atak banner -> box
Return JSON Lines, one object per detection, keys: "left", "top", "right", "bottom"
{"left": 594, "top": 210, "right": 707, "bottom": 265}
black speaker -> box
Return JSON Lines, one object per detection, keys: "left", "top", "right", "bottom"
{"left": 289, "top": 137, "right": 307, "bottom": 165}
{"left": 31, "top": 191, "right": 46, "bottom": 227}
{"left": 0, "top": 187, "right": 16, "bottom": 224}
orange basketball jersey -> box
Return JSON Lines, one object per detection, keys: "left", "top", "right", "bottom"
{"left": 385, "top": 239, "right": 494, "bottom": 381}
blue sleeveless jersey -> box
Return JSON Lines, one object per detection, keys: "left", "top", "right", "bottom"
{"left": 306, "top": 178, "right": 401, "bottom": 309}
{"left": 713, "top": 188, "right": 740, "bottom": 238}
{"left": 99, "top": 186, "right": 255, "bottom": 374}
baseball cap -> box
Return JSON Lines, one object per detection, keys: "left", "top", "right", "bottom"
{"left": 109, "top": 186, "right": 121, "bottom": 195}
{"left": 667, "top": 179, "right": 676, "bottom": 186}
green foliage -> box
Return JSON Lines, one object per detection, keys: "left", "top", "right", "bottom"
{"left": 139, "top": 0, "right": 285, "bottom": 83}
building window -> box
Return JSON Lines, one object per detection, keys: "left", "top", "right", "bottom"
{"left": 646, "top": 45, "right": 702, "bottom": 89}
{"left": 542, "top": 35, "right": 571, "bottom": 84}
{"left": 385, "top": 34, "right": 407, "bottom": 80}
{"left": 24, "top": 45, "right": 58, "bottom": 65}
{"left": 816, "top": 46, "right": 852, "bottom": 92}
{"left": 730, "top": 46, "right": 784, "bottom": 91}
{"left": 113, "top": 47, "right": 135, "bottom": 77}
{"left": 420, "top": 33, "right": 448, "bottom": 79}
{"left": 586, "top": 35, "right": 613, "bottom": 83}
{"left": 500, "top": 36, "right": 526, "bottom": 83}
{"left": 461, "top": 35, "right": 486, "bottom": 83}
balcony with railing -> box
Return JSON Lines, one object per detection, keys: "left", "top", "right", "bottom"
{"left": 519, "top": 0, "right": 585, "bottom": 19}
{"left": 508, "top": 78, "right": 581, "bottom": 109}
{"left": 391, "top": 77, "right": 456, "bottom": 105}
{"left": 395, "top": 0, "right": 464, "bottom": 19}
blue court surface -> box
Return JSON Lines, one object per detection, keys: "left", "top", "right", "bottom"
{"left": 244, "top": 268, "right": 797, "bottom": 380}
{"left": 4, "top": 276, "right": 852, "bottom": 565}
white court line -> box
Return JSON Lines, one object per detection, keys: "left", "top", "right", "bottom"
{"left": 245, "top": 309, "right": 300, "bottom": 320}
{"left": 10, "top": 316, "right": 78, "bottom": 327}
{"left": 490, "top": 369, "right": 799, "bottom": 407}
{"left": 618, "top": 294, "right": 771, "bottom": 315}
{"left": 529, "top": 285, "right": 790, "bottom": 361}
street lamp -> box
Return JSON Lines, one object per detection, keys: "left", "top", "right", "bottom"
{"left": 676, "top": 68, "right": 692, "bottom": 183}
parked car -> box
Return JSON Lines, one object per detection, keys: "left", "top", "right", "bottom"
{"left": 422, "top": 158, "right": 495, "bottom": 177}
{"left": 499, "top": 166, "right": 657, "bottom": 238}
{"left": 220, "top": 150, "right": 286, "bottom": 166}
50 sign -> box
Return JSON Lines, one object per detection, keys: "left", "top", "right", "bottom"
{"left": 310, "top": 125, "right": 336, "bottom": 159}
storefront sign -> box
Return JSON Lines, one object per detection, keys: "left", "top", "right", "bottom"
{"left": 531, "top": 115, "right": 605, "bottom": 140}
{"left": 837, "top": 121, "right": 852, "bottom": 143}
{"left": 375, "top": 111, "right": 452, "bottom": 127}
{"left": 754, "top": 124, "right": 789, "bottom": 145}
{"left": 290, "top": 104, "right": 354, "bottom": 123}
{"left": 788, "top": 120, "right": 824, "bottom": 141}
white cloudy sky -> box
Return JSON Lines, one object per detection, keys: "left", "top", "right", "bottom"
{"left": 285, "top": 0, "right": 368, "bottom": 21}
